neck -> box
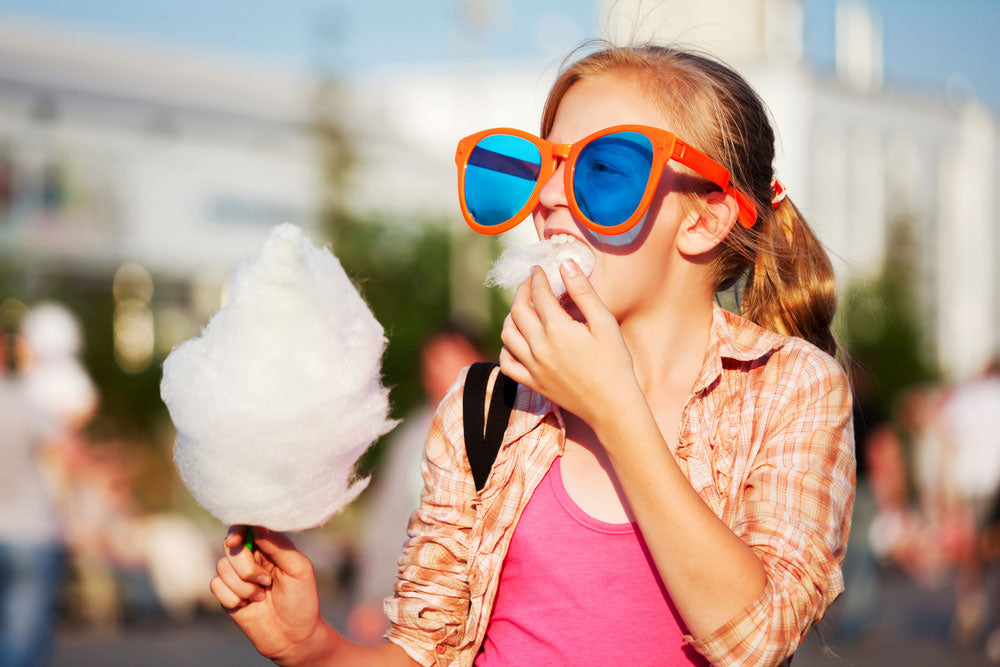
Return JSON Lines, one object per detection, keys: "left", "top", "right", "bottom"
{"left": 618, "top": 283, "right": 715, "bottom": 400}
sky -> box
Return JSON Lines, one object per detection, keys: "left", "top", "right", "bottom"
{"left": 0, "top": 0, "right": 591, "bottom": 73}
{"left": 0, "top": 0, "right": 997, "bottom": 108}
{"left": 802, "top": 0, "right": 1000, "bottom": 108}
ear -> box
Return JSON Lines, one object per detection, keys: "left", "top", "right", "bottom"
{"left": 676, "top": 190, "right": 739, "bottom": 256}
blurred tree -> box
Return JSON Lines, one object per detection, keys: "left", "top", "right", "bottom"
{"left": 326, "top": 212, "right": 453, "bottom": 413}
{"left": 312, "top": 82, "right": 504, "bottom": 476}
{"left": 839, "top": 213, "right": 938, "bottom": 418}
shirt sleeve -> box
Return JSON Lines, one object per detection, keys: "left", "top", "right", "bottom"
{"left": 688, "top": 345, "right": 856, "bottom": 666}
{"left": 384, "top": 367, "right": 478, "bottom": 667}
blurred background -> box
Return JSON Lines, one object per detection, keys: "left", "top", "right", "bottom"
{"left": 0, "top": 0, "right": 998, "bottom": 665}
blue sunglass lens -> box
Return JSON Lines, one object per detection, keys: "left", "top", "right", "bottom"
{"left": 464, "top": 134, "right": 541, "bottom": 227}
{"left": 573, "top": 131, "right": 654, "bottom": 228}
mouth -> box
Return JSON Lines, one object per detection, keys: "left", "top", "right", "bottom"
{"left": 484, "top": 233, "right": 596, "bottom": 297}
{"left": 540, "top": 233, "right": 596, "bottom": 278}
{"left": 543, "top": 229, "right": 587, "bottom": 245}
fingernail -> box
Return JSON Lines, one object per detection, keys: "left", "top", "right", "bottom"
{"left": 531, "top": 265, "right": 540, "bottom": 276}
{"left": 561, "top": 259, "right": 579, "bottom": 276}
{"left": 251, "top": 590, "right": 266, "bottom": 602}
{"left": 257, "top": 574, "right": 272, "bottom": 587}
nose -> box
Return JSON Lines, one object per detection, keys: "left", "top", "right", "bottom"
{"left": 537, "top": 158, "right": 568, "bottom": 213}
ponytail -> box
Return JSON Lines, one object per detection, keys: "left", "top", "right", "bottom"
{"left": 740, "top": 198, "right": 839, "bottom": 358}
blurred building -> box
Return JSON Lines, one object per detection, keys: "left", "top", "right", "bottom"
{"left": 0, "top": 16, "right": 323, "bottom": 365}
{"left": 0, "top": 17, "right": 322, "bottom": 279}
{"left": 1, "top": 1, "right": 997, "bottom": 379}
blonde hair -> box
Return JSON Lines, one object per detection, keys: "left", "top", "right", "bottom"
{"left": 541, "top": 44, "right": 839, "bottom": 358}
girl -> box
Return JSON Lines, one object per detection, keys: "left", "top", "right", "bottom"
{"left": 210, "top": 44, "right": 855, "bottom": 666}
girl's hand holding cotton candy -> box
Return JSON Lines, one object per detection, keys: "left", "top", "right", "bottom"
{"left": 211, "top": 526, "right": 335, "bottom": 665}
{"left": 161, "top": 223, "right": 396, "bottom": 532}
{"left": 500, "top": 261, "right": 642, "bottom": 431}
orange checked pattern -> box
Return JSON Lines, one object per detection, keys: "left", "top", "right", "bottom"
{"left": 384, "top": 305, "right": 856, "bottom": 667}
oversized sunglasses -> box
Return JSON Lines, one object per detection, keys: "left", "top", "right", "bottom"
{"left": 455, "top": 124, "right": 757, "bottom": 236}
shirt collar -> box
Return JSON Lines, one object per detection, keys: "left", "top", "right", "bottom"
{"left": 692, "top": 304, "right": 785, "bottom": 393}
{"left": 500, "top": 304, "right": 784, "bottom": 446}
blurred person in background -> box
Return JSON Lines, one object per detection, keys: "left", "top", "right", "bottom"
{"left": 865, "top": 424, "right": 917, "bottom": 569}
{"left": 348, "top": 324, "right": 486, "bottom": 643}
{"left": 143, "top": 513, "right": 220, "bottom": 622}
{"left": 896, "top": 385, "right": 952, "bottom": 583}
{"left": 830, "top": 365, "right": 885, "bottom": 642}
{"left": 936, "top": 358, "right": 1000, "bottom": 651}
{"left": 899, "top": 388, "right": 944, "bottom": 544}
{"left": 59, "top": 437, "right": 150, "bottom": 628}
{"left": 0, "top": 303, "right": 96, "bottom": 667}
{"left": 861, "top": 385, "right": 955, "bottom": 583}
{"left": 11, "top": 304, "right": 217, "bottom": 630}
{"left": 15, "top": 304, "right": 98, "bottom": 432}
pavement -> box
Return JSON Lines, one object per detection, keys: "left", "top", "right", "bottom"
{"left": 51, "top": 569, "right": 1000, "bottom": 666}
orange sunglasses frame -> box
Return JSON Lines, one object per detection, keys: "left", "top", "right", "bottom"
{"left": 455, "top": 124, "right": 758, "bottom": 235}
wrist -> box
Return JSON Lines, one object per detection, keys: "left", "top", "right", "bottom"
{"left": 588, "top": 379, "right": 648, "bottom": 441}
{"left": 278, "top": 620, "right": 340, "bottom": 667}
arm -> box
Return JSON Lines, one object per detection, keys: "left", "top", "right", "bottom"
{"left": 500, "top": 263, "right": 854, "bottom": 666}
{"left": 596, "top": 350, "right": 854, "bottom": 665}
{"left": 383, "top": 368, "right": 479, "bottom": 665}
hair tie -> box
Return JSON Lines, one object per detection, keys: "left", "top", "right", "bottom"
{"left": 770, "top": 178, "right": 787, "bottom": 209}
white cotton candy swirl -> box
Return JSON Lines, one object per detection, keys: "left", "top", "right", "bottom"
{"left": 161, "top": 223, "right": 396, "bottom": 532}
{"left": 485, "top": 238, "right": 596, "bottom": 297}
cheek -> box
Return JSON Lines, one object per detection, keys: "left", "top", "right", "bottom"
{"left": 586, "top": 256, "right": 630, "bottom": 308}
{"left": 583, "top": 212, "right": 648, "bottom": 248}
{"left": 531, "top": 209, "right": 546, "bottom": 239}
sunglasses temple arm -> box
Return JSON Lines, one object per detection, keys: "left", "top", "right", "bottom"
{"left": 674, "top": 142, "right": 758, "bottom": 228}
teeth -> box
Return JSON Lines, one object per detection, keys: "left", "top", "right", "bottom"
{"left": 549, "top": 233, "right": 576, "bottom": 244}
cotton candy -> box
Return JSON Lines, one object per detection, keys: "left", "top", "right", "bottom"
{"left": 485, "top": 237, "right": 596, "bottom": 297}
{"left": 160, "top": 223, "right": 396, "bottom": 532}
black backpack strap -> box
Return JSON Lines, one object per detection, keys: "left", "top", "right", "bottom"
{"left": 462, "top": 362, "right": 518, "bottom": 492}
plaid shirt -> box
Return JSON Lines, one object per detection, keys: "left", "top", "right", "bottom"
{"left": 385, "top": 306, "right": 855, "bottom": 666}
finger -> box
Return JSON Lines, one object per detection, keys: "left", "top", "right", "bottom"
{"left": 500, "top": 314, "right": 533, "bottom": 365}
{"left": 217, "top": 556, "right": 267, "bottom": 602}
{"left": 211, "top": 575, "right": 247, "bottom": 610}
{"left": 224, "top": 525, "right": 247, "bottom": 550}
{"left": 509, "top": 273, "right": 543, "bottom": 341}
{"left": 530, "top": 265, "right": 565, "bottom": 328}
{"left": 499, "top": 346, "right": 533, "bottom": 387}
{"left": 560, "top": 260, "right": 610, "bottom": 325}
{"left": 225, "top": 526, "right": 272, "bottom": 587}
{"left": 250, "top": 526, "right": 313, "bottom": 579}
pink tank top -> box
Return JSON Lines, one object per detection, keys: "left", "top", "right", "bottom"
{"left": 475, "top": 456, "right": 709, "bottom": 666}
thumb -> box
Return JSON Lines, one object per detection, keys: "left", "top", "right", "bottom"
{"left": 560, "top": 259, "right": 608, "bottom": 324}
{"left": 251, "top": 526, "right": 313, "bottom": 578}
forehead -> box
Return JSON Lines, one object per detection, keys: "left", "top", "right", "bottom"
{"left": 548, "top": 74, "right": 669, "bottom": 142}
